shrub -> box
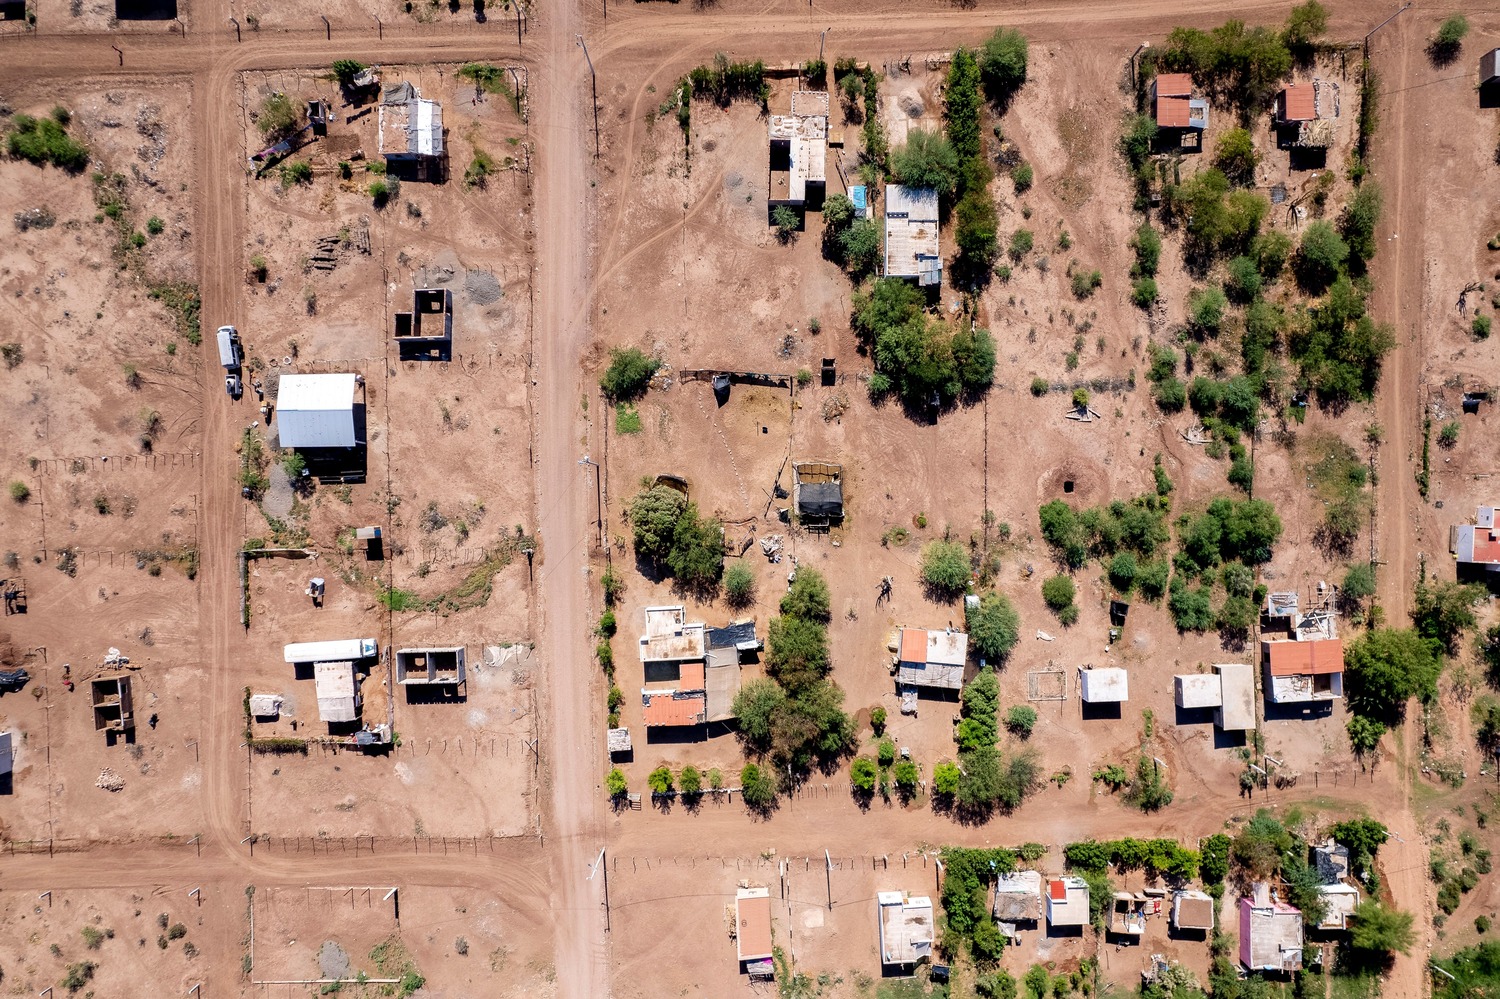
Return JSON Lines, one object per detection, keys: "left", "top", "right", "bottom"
{"left": 6, "top": 113, "right": 89, "bottom": 171}
{"left": 771, "top": 204, "right": 800, "bottom": 240}
{"left": 1131, "top": 277, "right": 1158, "bottom": 308}
{"left": 724, "top": 563, "right": 755, "bottom": 607}
{"left": 1341, "top": 181, "right": 1382, "bottom": 264}
{"left": 600, "top": 347, "right": 659, "bottom": 401}
{"left": 1475, "top": 314, "right": 1493, "bottom": 339}
{"left": 368, "top": 179, "right": 391, "bottom": 207}
{"left": 890, "top": 129, "right": 959, "bottom": 197}
{"left": 279, "top": 160, "right": 313, "bottom": 187}
{"left": 1251, "top": 230, "right": 1294, "bottom": 278}
{"left": 1439, "top": 421, "right": 1460, "bottom": 449}
{"left": 932, "top": 761, "right": 962, "bottom": 797}
{"left": 954, "top": 186, "right": 1000, "bottom": 276}
{"left": 1005, "top": 705, "right": 1037, "bottom": 738}
{"left": 647, "top": 766, "right": 674, "bottom": 795}
{"left": 680, "top": 765, "right": 703, "bottom": 797}
{"left": 1070, "top": 269, "right": 1102, "bottom": 299}
{"left": 1226, "top": 255, "right": 1262, "bottom": 302}
{"left": 1295, "top": 220, "right": 1349, "bottom": 291}
{"left": 1008, "top": 228, "right": 1034, "bottom": 261}
{"left": 146, "top": 216, "right": 165, "bottom": 235}
{"left": 332, "top": 59, "right": 367, "bottom": 86}
{"left": 1041, "top": 574, "right": 1075, "bottom": 611}
{"left": 980, "top": 27, "right": 1029, "bottom": 102}
{"left": 1188, "top": 286, "right": 1228, "bottom": 333}
{"left": 1214, "top": 127, "right": 1259, "bottom": 185}
{"left": 781, "top": 568, "right": 831, "bottom": 622}
{"left": 1432, "top": 14, "right": 1468, "bottom": 60}
{"left": 8, "top": 480, "right": 30, "bottom": 502}
{"left": 871, "top": 706, "right": 888, "bottom": 734}
{"left": 61, "top": 961, "right": 97, "bottom": 992}
{"left": 257, "top": 93, "right": 299, "bottom": 140}
{"left": 921, "top": 540, "right": 971, "bottom": 597}
{"left": 1011, "top": 161, "right": 1033, "bottom": 193}
{"left": 1109, "top": 551, "right": 1138, "bottom": 591}
{"left": 606, "top": 768, "right": 628, "bottom": 797}
{"left": 740, "top": 763, "right": 777, "bottom": 809}
{"left": 1030, "top": 377, "right": 1050, "bottom": 396}
{"left": 1153, "top": 376, "right": 1186, "bottom": 412}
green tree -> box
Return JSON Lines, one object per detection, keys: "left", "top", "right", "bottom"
{"left": 1340, "top": 181, "right": 1382, "bottom": 265}
{"left": 892, "top": 759, "right": 920, "bottom": 791}
{"left": 1252, "top": 229, "right": 1294, "bottom": 278}
{"left": 765, "top": 615, "right": 831, "bottom": 693}
{"left": 740, "top": 763, "right": 776, "bottom": 810}
{"left": 1479, "top": 624, "right": 1500, "bottom": 684}
{"left": 331, "top": 59, "right": 368, "bottom": 87}
{"left": 889, "top": 128, "right": 959, "bottom": 197}
{"left": 771, "top": 205, "right": 800, "bottom": 241}
{"left": 850, "top": 756, "right": 878, "bottom": 795}
{"left": 666, "top": 505, "right": 725, "bottom": 590}
{"left": 600, "top": 346, "right": 660, "bottom": 401}
{"left": 628, "top": 485, "right": 687, "bottom": 562}
{"left": 1283, "top": 1, "right": 1329, "bottom": 50}
{"left": 921, "top": 539, "right": 971, "bottom": 597}
{"left": 951, "top": 326, "right": 997, "bottom": 393}
{"left": 980, "top": 27, "right": 1029, "bottom": 103}
{"left": 1226, "top": 255, "right": 1262, "bottom": 303}
{"left": 733, "top": 678, "right": 786, "bottom": 753}
{"left": 606, "top": 768, "right": 628, "bottom": 797}
{"left": 1041, "top": 574, "right": 1075, "bottom": 610}
{"left": 1343, "top": 562, "right": 1376, "bottom": 601}
{"left": 932, "top": 760, "right": 962, "bottom": 797}
{"left": 1007, "top": 228, "right": 1034, "bottom": 261}
{"left": 780, "top": 568, "right": 831, "bottom": 622}
{"left": 1349, "top": 900, "right": 1415, "bottom": 959}
{"left": 257, "top": 93, "right": 300, "bottom": 141}
{"left": 1130, "top": 222, "right": 1162, "bottom": 277}
{"left": 647, "top": 766, "right": 674, "bottom": 794}
{"left": 954, "top": 187, "right": 1000, "bottom": 278}
{"left": 1412, "top": 580, "right": 1484, "bottom": 654}
{"left": 1188, "top": 286, "right": 1229, "bottom": 333}
{"left": 1119, "top": 114, "right": 1158, "bottom": 171}
{"left": 1109, "top": 551, "right": 1138, "bottom": 590}
{"left": 967, "top": 591, "right": 1021, "bottom": 663}
{"left": 1214, "top": 127, "right": 1260, "bottom": 185}
{"left": 1005, "top": 705, "right": 1037, "bottom": 738}
{"left": 1346, "top": 714, "right": 1386, "bottom": 756}
{"left": 724, "top": 563, "right": 755, "bottom": 607}
{"left": 1344, "top": 627, "right": 1442, "bottom": 722}
{"left": 1296, "top": 220, "right": 1349, "bottom": 291}
{"left": 679, "top": 765, "right": 703, "bottom": 797}
{"left": 840, "top": 218, "right": 882, "bottom": 277}
{"left": 1201, "top": 833, "right": 1231, "bottom": 885}
{"left": 1431, "top": 14, "right": 1468, "bottom": 63}
{"left": 944, "top": 48, "right": 984, "bottom": 163}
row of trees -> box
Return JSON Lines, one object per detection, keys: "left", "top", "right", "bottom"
{"left": 933, "top": 667, "right": 1041, "bottom": 818}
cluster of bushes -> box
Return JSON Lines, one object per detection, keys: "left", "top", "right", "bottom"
{"left": 627, "top": 484, "right": 724, "bottom": 591}
{"left": 1306, "top": 432, "right": 1372, "bottom": 555}
{"left": 599, "top": 346, "right": 659, "bottom": 402}
{"left": 852, "top": 277, "right": 995, "bottom": 408}
{"left": 1063, "top": 837, "right": 1201, "bottom": 881}
{"left": 1174, "top": 497, "right": 1282, "bottom": 574}
{"left": 1041, "top": 574, "right": 1078, "bottom": 626}
{"left": 849, "top": 737, "right": 920, "bottom": 803}
{"left": 687, "top": 53, "right": 767, "bottom": 108}
{"left": 731, "top": 569, "right": 854, "bottom": 799}
{"left": 819, "top": 193, "right": 881, "bottom": 277}
{"left": 1432, "top": 823, "right": 1493, "bottom": 918}
{"left": 7, "top": 107, "right": 89, "bottom": 172}
{"left": 934, "top": 667, "right": 1040, "bottom": 817}
{"left": 1038, "top": 494, "right": 1171, "bottom": 571}
{"left": 832, "top": 60, "right": 885, "bottom": 180}
{"left": 1160, "top": 167, "right": 1269, "bottom": 268}
{"left": 937, "top": 845, "right": 1037, "bottom": 962}
{"left": 1150, "top": 4, "right": 1327, "bottom": 109}
{"left": 1289, "top": 251, "right": 1396, "bottom": 402}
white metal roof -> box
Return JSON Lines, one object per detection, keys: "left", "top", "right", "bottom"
{"left": 1080, "top": 667, "right": 1128, "bottom": 703}
{"left": 277, "top": 373, "right": 357, "bottom": 449}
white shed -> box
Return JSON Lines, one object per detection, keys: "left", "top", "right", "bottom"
{"left": 314, "top": 661, "right": 360, "bottom": 723}
{"left": 1080, "top": 667, "right": 1128, "bottom": 703}
{"left": 277, "top": 373, "right": 358, "bottom": 449}
{"left": 1174, "top": 673, "right": 1222, "bottom": 709}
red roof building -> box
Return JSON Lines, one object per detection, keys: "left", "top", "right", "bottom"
{"left": 1277, "top": 83, "right": 1317, "bottom": 123}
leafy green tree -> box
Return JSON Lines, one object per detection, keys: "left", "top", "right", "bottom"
{"left": 1473, "top": 697, "right": 1500, "bottom": 755}
{"left": 1039, "top": 500, "right": 1088, "bottom": 568}
{"left": 1007, "top": 228, "right": 1034, "bottom": 261}
{"left": 980, "top": 27, "right": 1029, "bottom": 103}
{"left": 1005, "top": 705, "right": 1037, "bottom": 738}
{"left": 667, "top": 505, "right": 724, "bottom": 590}
{"left": 1344, "top": 627, "right": 1442, "bottom": 722}
{"left": 765, "top": 615, "right": 831, "bottom": 693}
{"left": 1347, "top": 714, "right": 1386, "bottom": 756}
{"left": 1431, "top": 14, "right": 1468, "bottom": 63}
{"left": 1169, "top": 577, "right": 1216, "bottom": 632}
{"left": 740, "top": 763, "right": 776, "bottom": 809}
{"left": 1200, "top": 833, "right": 1231, "bottom": 885}
{"left": 1412, "top": 580, "right": 1484, "bottom": 654}
{"left": 732, "top": 678, "right": 785, "bottom": 753}
{"left": 1119, "top": 114, "right": 1158, "bottom": 171}
{"left": 1226, "top": 255, "right": 1262, "bottom": 303}
{"left": 1154, "top": 376, "right": 1187, "bottom": 412}
{"left": 1251, "top": 230, "right": 1294, "bottom": 278}
{"left": 1041, "top": 574, "right": 1075, "bottom": 610}
{"left": 1214, "top": 127, "right": 1259, "bottom": 185}
{"left": 1349, "top": 901, "right": 1415, "bottom": 959}
{"left": 932, "top": 760, "right": 962, "bottom": 797}
{"left": 951, "top": 326, "right": 996, "bottom": 393}
{"left": 780, "top": 568, "right": 831, "bottom": 622}
{"left": 1130, "top": 222, "right": 1162, "bottom": 278}
{"left": 967, "top": 591, "right": 1021, "bottom": 663}
{"left": 1158, "top": 20, "right": 1292, "bottom": 107}
{"left": 724, "top": 562, "right": 755, "bottom": 607}
{"left": 1282, "top": 1, "right": 1328, "bottom": 50}
{"left": 606, "top": 768, "right": 628, "bottom": 797}
{"left": 771, "top": 205, "right": 800, "bottom": 241}
{"left": 1295, "top": 220, "right": 1349, "bottom": 291}
{"left": 890, "top": 129, "right": 959, "bottom": 197}
{"left": 1109, "top": 551, "right": 1138, "bottom": 590}
{"left": 1188, "top": 286, "right": 1229, "bottom": 333}
{"left": 331, "top": 59, "right": 368, "bottom": 87}
{"left": 1343, "top": 562, "right": 1376, "bottom": 600}
{"left": 600, "top": 347, "right": 660, "bottom": 401}
{"left": 628, "top": 486, "right": 687, "bottom": 561}
{"left": 840, "top": 219, "right": 882, "bottom": 277}
{"left": 647, "top": 766, "right": 674, "bottom": 794}
{"left": 892, "top": 759, "right": 919, "bottom": 791}
{"left": 850, "top": 756, "right": 878, "bottom": 795}
{"left": 1479, "top": 624, "right": 1500, "bottom": 684}
{"left": 921, "top": 539, "right": 971, "bottom": 597}
{"left": 1340, "top": 181, "right": 1382, "bottom": 265}
{"left": 257, "top": 93, "right": 300, "bottom": 141}
{"left": 954, "top": 187, "right": 1000, "bottom": 277}
{"left": 957, "top": 666, "right": 1000, "bottom": 751}
{"left": 944, "top": 48, "right": 984, "bottom": 163}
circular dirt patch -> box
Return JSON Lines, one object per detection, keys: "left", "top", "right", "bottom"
{"left": 1037, "top": 460, "right": 1106, "bottom": 507}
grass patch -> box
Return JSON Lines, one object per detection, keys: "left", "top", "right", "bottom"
{"left": 378, "top": 585, "right": 420, "bottom": 611}
{"left": 7, "top": 112, "right": 89, "bottom": 171}
{"left": 147, "top": 282, "right": 202, "bottom": 345}
{"left": 463, "top": 148, "right": 497, "bottom": 190}
{"left": 249, "top": 737, "right": 308, "bottom": 754}
{"left": 457, "top": 63, "right": 521, "bottom": 112}
{"left": 614, "top": 403, "right": 642, "bottom": 434}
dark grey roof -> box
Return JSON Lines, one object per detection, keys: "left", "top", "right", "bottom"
{"left": 798, "top": 481, "right": 843, "bottom": 516}
{"left": 708, "top": 621, "right": 758, "bottom": 650}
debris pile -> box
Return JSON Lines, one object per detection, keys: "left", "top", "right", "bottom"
{"left": 96, "top": 768, "right": 125, "bottom": 792}
{"left": 13, "top": 207, "right": 56, "bottom": 232}
{"left": 759, "top": 534, "right": 785, "bottom": 563}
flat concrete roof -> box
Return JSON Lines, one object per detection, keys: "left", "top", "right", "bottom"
{"left": 1174, "top": 673, "right": 1222, "bottom": 709}
{"left": 877, "top": 892, "right": 934, "bottom": 965}
{"left": 1080, "top": 667, "right": 1128, "bottom": 703}
{"left": 884, "top": 184, "right": 940, "bottom": 283}
{"left": 1047, "top": 876, "right": 1090, "bottom": 926}
{"left": 1214, "top": 663, "right": 1256, "bottom": 730}
{"left": 639, "top": 606, "right": 706, "bottom": 662}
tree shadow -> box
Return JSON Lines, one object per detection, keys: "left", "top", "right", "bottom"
{"left": 1427, "top": 40, "right": 1463, "bottom": 69}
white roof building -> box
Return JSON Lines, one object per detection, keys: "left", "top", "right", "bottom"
{"left": 638, "top": 605, "right": 706, "bottom": 663}
{"left": 884, "top": 184, "right": 941, "bottom": 285}
{"left": 1174, "top": 672, "right": 1221, "bottom": 709}
{"left": 768, "top": 92, "right": 829, "bottom": 208}
{"left": 314, "top": 661, "right": 360, "bottom": 723}
{"left": 1046, "top": 876, "right": 1090, "bottom": 927}
{"left": 1316, "top": 883, "right": 1360, "bottom": 930}
{"left": 1080, "top": 667, "right": 1128, "bottom": 703}
{"left": 378, "top": 83, "right": 444, "bottom": 160}
{"left": 0, "top": 730, "right": 12, "bottom": 776}
{"left": 877, "top": 892, "right": 934, "bottom": 966}
{"left": 277, "top": 373, "right": 358, "bottom": 449}
{"left": 896, "top": 627, "right": 968, "bottom": 691}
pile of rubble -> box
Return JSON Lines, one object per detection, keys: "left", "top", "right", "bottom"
{"left": 96, "top": 768, "right": 125, "bottom": 792}
{"left": 759, "top": 534, "right": 785, "bottom": 563}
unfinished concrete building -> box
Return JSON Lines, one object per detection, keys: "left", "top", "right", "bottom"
{"left": 90, "top": 675, "right": 135, "bottom": 733}
{"left": 396, "top": 647, "right": 466, "bottom": 686}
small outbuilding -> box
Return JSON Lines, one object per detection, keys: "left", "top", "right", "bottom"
{"left": 1172, "top": 890, "right": 1215, "bottom": 932}
{"left": 90, "top": 675, "right": 135, "bottom": 733}
{"left": 793, "top": 462, "right": 844, "bottom": 529}
{"left": 378, "top": 82, "right": 444, "bottom": 175}
{"left": 394, "top": 287, "right": 454, "bottom": 357}
{"left": 877, "top": 891, "right": 934, "bottom": 968}
{"left": 993, "top": 870, "right": 1043, "bottom": 924}
{"left": 248, "top": 694, "right": 283, "bottom": 719}
{"left": 276, "top": 373, "right": 360, "bottom": 449}
{"left": 0, "top": 730, "right": 12, "bottom": 779}
{"left": 1080, "top": 667, "right": 1128, "bottom": 703}
{"left": 1316, "top": 883, "right": 1360, "bottom": 931}
{"left": 1151, "top": 73, "right": 1208, "bottom": 138}
{"left": 314, "top": 661, "right": 360, "bottom": 723}
{"left": 1214, "top": 663, "right": 1256, "bottom": 731}
{"left": 736, "top": 887, "right": 775, "bottom": 975}
{"left": 396, "top": 647, "right": 466, "bottom": 686}
{"left": 1046, "top": 876, "right": 1091, "bottom": 928}
{"left": 1481, "top": 49, "right": 1500, "bottom": 106}
{"left": 1109, "top": 893, "right": 1150, "bottom": 938}
{"left": 1174, "top": 672, "right": 1221, "bottom": 710}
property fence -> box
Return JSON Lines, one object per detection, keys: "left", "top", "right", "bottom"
{"left": 28, "top": 452, "right": 200, "bottom": 475}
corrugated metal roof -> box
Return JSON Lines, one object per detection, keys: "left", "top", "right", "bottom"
{"left": 736, "top": 888, "right": 774, "bottom": 962}
{"left": 1154, "top": 96, "right": 1192, "bottom": 128}
{"left": 899, "top": 628, "right": 928, "bottom": 664}
{"left": 1264, "top": 638, "right": 1344, "bottom": 676}
{"left": 1279, "top": 84, "right": 1316, "bottom": 122}
{"left": 642, "top": 689, "right": 706, "bottom": 727}
{"left": 277, "top": 374, "right": 357, "bottom": 449}
{"left": 1153, "top": 73, "right": 1192, "bottom": 98}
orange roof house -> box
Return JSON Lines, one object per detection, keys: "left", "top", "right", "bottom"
{"left": 736, "top": 887, "right": 774, "bottom": 970}
{"left": 642, "top": 689, "right": 707, "bottom": 727}
{"left": 1151, "top": 73, "right": 1207, "bottom": 130}
{"left": 1261, "top": 637, "right": 1343, "bottom": 704}
{"left": 1276, "top": 83, "right": 1317, "bottom": 123}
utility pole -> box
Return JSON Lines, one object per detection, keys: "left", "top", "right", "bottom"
{"left": 588, "top": 846, "right": 611, "bottom": 932}
{"left": 578, "top": 456, "right": 603, "bottom": 549}
{"left": 1130, "top": 41, "right": 1149, "bottom": 93}
{"left": 819, "top": 27, "right": 828, "bottom": 62}
{"left": 577, "top": 35, "right": 600, "bottom": 160}
{"left": 824, "top": 849, "right": 833, "bottom": 911}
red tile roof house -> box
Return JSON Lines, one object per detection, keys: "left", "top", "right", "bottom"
{"left": 1454, "top": 505, "right": 1500, "bottom": 575}
{"left": 1261, "top": 636, "right": 1343, "bottom": 705}
{"left": 1239, "top": 883, "right": 1303, "bottom": 973}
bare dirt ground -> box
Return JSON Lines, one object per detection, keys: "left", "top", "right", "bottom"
{"left": 0, "top": 2, "right": 1490, "bottom": 999}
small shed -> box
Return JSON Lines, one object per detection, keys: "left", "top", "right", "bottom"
{"left": 897, "top": 627, "right": 968, "bottom": 692}
{"left": 396, "top": 647, "right": 466, "bottom": 685}
{"left": 1080, "top": 667, "right": 1128, "bottom": 703}
{"left": 736, "top": 887, "right": 775, "bottom": 971}
{"left": 877, "top": 892, "right": 934, "bottom": 967}
{"left": 1046, "top": 876, "right": 1090, "bottom": 927}
{"left": 607, "top": 727, "right": 632, "bottom": 755}
{"left": 1174, "top": 673, "right": 1221, "bottom": 710}
{"left": 0, "top": 730, "right": 12, "bottom": 778}
{"left": 993, "top": 870, "right": 1043, "bottom": 923}
{"left": 1316, "top": 883, "right": 1361, "bottom": 930}
{"left": 793, "top": 461, "right": 844, "bottom": 529}
{"left": 277, "top": 373, "right": 359, "bottom": 449}
{"left": 1481, "top": 49, "right": 1500, "bottom": 105}
{"left": 248, "top": 694, "right": 283, "bottom": 719}
{"left": 1172, "top": 890, "right": 1215, "bottom": 932}
{"left": 1109, "top": 893, "right": 1149, "bottom": 937}
{"left": 1276, "top": 83, "right": 1317, "bottom": 124}
{"left": 1314, "top": 839, "right": 1351, "bottom": 882}
{"left": 314, "top": 661, "right": 360, "bottom": 723}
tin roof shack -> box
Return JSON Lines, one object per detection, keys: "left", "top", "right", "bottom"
{"left": 896, "top": 627, "right": 968, "bottom": 693}
{"left": 1482, "top": 49, "right": 1500, "bottom": 107}
{"left": 1239, "top": 884, "right": 1303, "bottom": 973}
{"left": 638, "top": 605, "right": 706, "bottom": 664}
{"left": 393, "top": 288, "right": 453, "bottom": 360}
{"left": 704, "top": 620, "right": 757, "bottom": 723}
{"left": 768, "top": 90, "right": 829, "bottom": 212}
{"left": 1046, "top": 876, "right": 1091, "bottom": 929}
{"left": 1274, "top": 80, "right": 1339, "bottom": 153}
{"left": 1109, "top": 893, "right": 1150, "bottom": 940}
{"left": 0, "top": 730, "right": 12, "bottom": 787}
{"left": 314, "top": 661, "right": 361, "bottom": 724}
{"left": 993, "top": 871, "right": 1043, "bottom": 924}
{"left": 877, "top": 892, "right": 934, "bottom": 969}
{"left": 793, "top": 462, "right": 844, "bottom": 530}
{"left": 378, "top": 82, "right": 444, "bottom": 180}
{"left": 1452, "top": 505, "right": 1500, "bottom": 578}
{"left": 1172, "top": 890, "right": 1216, "bottom": 933}
{"left": 90, "top": 675, "right": 135, "bottom": 734}
{"left": 396, "top": 647, "right": 465, "bottom": 686}
{"left": 1080, "top": 667, "right": 1129, "bottom": 703}
{"left": 885, "top": 185, "right": 941, "bottom": 286}
{"left": 1261, "top": 635, "right": 1343, "bottom": 704}
{"left": 736, "top": 887, "right": 775, "bottom": 974}
{"left": 276, "top": 373, "right": 360, "bottom": 449}
{"left": 1314, "top": 839, "right": 1351, "bottom": 882}
{"left": 1150, "top": 73, "right": 1208, "bottom": 148}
